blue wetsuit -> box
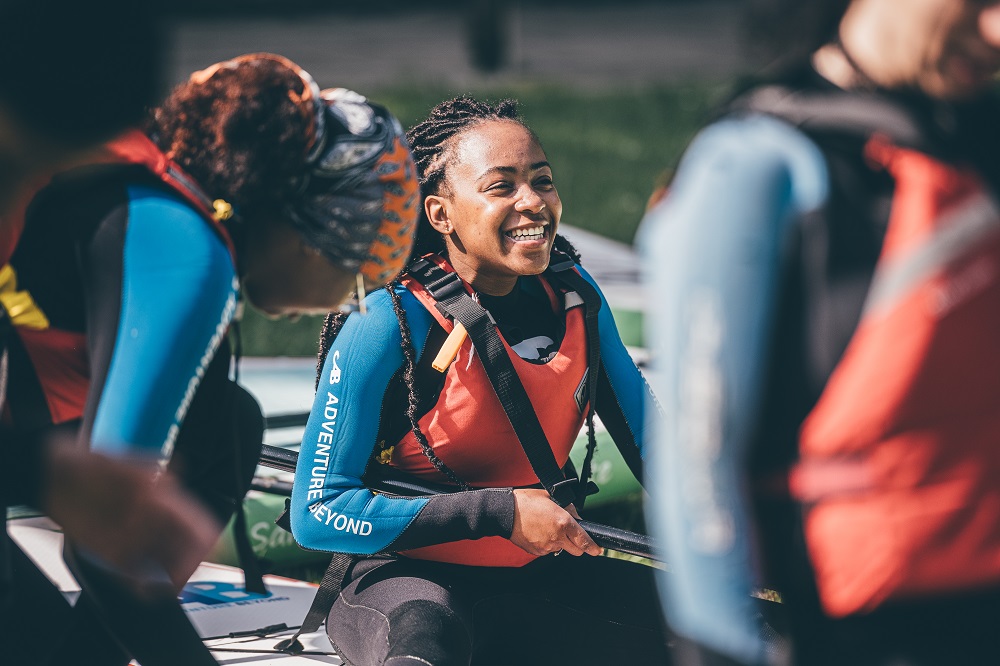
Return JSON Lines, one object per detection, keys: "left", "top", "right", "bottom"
{"left": 640, "top": 113, "right": 829, "bottom": 665}
{"left": 6, "top": 170, "right": 238, "bottom": 459}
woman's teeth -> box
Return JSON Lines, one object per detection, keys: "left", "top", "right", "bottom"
{"left": 506, "top": 225, "right": 547, "bottom": 241}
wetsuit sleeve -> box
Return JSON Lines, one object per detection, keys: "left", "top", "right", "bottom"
{"left": 576, "top": 265, "right": 654, "bottom": 484}
{"left": 290, "top": 286, "right": 514, "bottom": 556}
{"left": 83, "top": 185, "right": 238, "bottom": 461}
{"left": 637, "top": 115, "right": 829, "bottom": 664}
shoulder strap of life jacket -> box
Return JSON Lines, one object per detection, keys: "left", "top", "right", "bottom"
{"left": 406, "top": 250, "right": 600, "bottom": 508}
{"left": 541, "top": 250, "right": 604, "bottom": 497}
{"left": 96, "top": 130, "right": 237, "bottom": 260}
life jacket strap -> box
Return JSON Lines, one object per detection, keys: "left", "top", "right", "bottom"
{"left": 274, "top": 545, "right": 354, "bottom": 655}
{"left": 544, "top": 251, "right": 603, "bottom": 505}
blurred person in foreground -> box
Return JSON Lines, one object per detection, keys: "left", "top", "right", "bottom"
{"left": 2, "top": 50, "right": 418, "bottom": 664}
{"left": 0, "top": 0, "right": 219, "bottom": 621}
{"left": 639, "top": 1, "right": 1000, "bottom": 664}
{"left": 0, "top": 1, "right": 227, "bottom": 661}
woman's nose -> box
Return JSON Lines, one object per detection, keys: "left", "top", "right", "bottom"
{"left": 515, "top": 186, "right": 545, "bottom": 213}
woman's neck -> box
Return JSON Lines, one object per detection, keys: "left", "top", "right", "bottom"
{"left": 447, "top": 254, "right": 519, "bottom": 297}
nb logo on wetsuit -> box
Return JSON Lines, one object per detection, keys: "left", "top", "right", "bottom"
{"left": 330, "top": 350, "right": 342, "bottom": 384}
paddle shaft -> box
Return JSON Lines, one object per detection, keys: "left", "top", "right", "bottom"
{"left": 257, "top": 444, "right": 659, "bottom": 562}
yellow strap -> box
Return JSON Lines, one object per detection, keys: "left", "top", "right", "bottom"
{"left": 0, "top": 264, "right": 49, "bottom": 329}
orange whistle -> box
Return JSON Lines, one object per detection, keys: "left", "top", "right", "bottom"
{"left": 432, "top": 321, "right": 468, "bottom": 372}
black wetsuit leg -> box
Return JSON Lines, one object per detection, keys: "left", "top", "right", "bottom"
{"left": 474, "top": 554, "right": 672, "bottom": 666}
{"left": 328, "top": 556, "right": 475, "bottom": 666}
{"left": 328, "top": 554, "right": 672, "bottom": 666}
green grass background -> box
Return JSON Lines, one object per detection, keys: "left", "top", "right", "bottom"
{"left": 238, "top": 81, "right": 729, "bottom": 357}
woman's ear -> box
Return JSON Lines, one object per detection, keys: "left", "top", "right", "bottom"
{"left": 425, "top": 194, "right": 452, "bottom": 235}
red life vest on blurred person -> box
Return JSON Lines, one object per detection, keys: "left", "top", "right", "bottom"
{"left": 0, "top": 129, "right": 233, "bottom": 426}
{"left": 791, "top": 136, "right": 1000, "bottom": 617}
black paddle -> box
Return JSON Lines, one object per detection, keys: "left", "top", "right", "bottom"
{"left": 256, "top": 443, "right": 660, "bottom": 562}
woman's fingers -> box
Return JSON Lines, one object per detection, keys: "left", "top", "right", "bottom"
{"left": 563, "top": 521, "right": 603, "bottom": 557}
{"left": 511, "top": 489, "right": 603, "bottom": 557}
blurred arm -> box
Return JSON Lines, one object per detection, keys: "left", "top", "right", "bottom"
{"left": 638, "top": 115, "right": 829, "bottom": 664}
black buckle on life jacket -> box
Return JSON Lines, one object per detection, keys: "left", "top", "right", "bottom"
{"left": 546, "top": 251, "right": 576, "bottom": 273}
{"left": 410, "top": 257, "right": 465, "bottom": 301}
{"left": 550, "top": 478, "right": 580, "bottom": 507}
{"left": 426, "top": 271, "right": 465, "bottom": 302}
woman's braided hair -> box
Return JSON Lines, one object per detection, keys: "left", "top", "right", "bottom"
{"left": 317, "top": 95, "right": 592, "bottom": 490}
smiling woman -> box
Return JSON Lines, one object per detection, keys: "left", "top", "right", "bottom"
{"left": 289, "top": 96, "right": 672, "bottom": 665}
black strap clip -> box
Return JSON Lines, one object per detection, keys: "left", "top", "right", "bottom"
{"left": 425, "top": 270, "right": 465, "bottom": 302}
{"left": 274, "top": 636, "right": 305, "bottom": 655}
{"left": 549, "top": 478, "right": 580, "bottom": 507}
{"left": 547, "top": 256, "right": 576, "bottom": 273}
{"left": 274, "top": 497, "right": 292, "bottom": 532}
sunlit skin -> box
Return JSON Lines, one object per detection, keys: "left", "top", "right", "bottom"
{"left": 424, "top": 120, "right": 563, "bottom": 296}
{"left": 815, "top": 0, "right": 1000, "bottom": 100}
{"left": 239, "top": 221, "right": 358, "bottom": 318}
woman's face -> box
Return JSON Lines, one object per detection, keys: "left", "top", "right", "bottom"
{"left": 426, "top": 120, "right": 562, "bottom": 296}
{"left": 240, "top": 221, "right": 358, "bottom": 318}
{"left": 841, "top": 0, "right": 1000, "bottom": 99}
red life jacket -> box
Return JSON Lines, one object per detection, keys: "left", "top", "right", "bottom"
{"left": 790, "top": 136, "right": 1000, "bottom": 617}
{"left": 391, "top": 255, "right": 590, "bottom": 567}
{"left": 2, "top": 129, "right": 234, "bottom": 426}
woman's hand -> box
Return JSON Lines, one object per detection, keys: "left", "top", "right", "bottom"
{"left": 509, "top": 488, "right": 603, "bottom": 557}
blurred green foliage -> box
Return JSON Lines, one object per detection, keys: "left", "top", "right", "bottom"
{"left": 239, "top": 81, "right": 728, "bottom": 357}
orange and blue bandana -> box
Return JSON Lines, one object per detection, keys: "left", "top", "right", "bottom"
{"left": 191, "top": 54, "right": 418, "bottom": 288}
{"left": 289, "top": 87, "right": 419, "bottom": 288}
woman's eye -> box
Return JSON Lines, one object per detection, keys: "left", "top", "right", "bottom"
{"left": 534, "top": 177, "right": 554, "bottom": 190}
{"left": 487, "top": 181, "right": 513, "bottom": 192}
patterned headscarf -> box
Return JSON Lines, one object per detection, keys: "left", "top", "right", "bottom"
{"left": 189, "top": 53, "right": 419, "bottom": 287}
{"left": 290, "top": 87, "right": 419, "bottom": 286}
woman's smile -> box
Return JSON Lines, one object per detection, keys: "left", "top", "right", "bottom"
{"left": 503, "top": 222, "right": 550, "bottom": 245}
